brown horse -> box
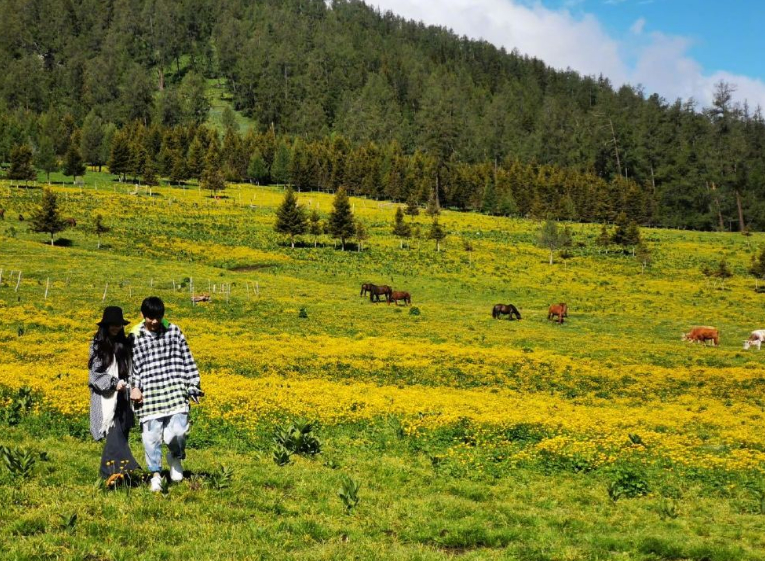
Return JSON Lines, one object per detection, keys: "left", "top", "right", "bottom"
{"left": 369, "top": 285, "right": 392, "bottom": 303}
{"left": 389, "top": 291, "right": 411, "bottom": 306}
{"left": 0, "top": 208, "right": 5, "bottom": 220}
{"left": 548, "top": 303, "right": 568, "bottom": 324}
{"left": 360, "top": 283, "right": 375, "bottom": 296}
{"left": 65, "top": 217, "right": 77, "bottom": 227}
{"left": 492, "top": 304, "right": 521, "bottom": 320}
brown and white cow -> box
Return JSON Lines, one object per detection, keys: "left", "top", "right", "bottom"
{"left": 682, "top": 326, "right": 719, "bottom": 346}
{"left": 743, "top": 330, "right": 765, "bottom": 350}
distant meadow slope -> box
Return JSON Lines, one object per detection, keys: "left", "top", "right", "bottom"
{"left": 1, "top": 180, "right": 765, "bottom": 560}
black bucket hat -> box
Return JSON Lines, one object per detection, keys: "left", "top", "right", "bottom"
{"left": 97, "top": 306, "right": 130, "bottom": 327}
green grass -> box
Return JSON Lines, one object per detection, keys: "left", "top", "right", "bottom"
{"left": 1, "top": 180, "right": 765, "bottom": 559}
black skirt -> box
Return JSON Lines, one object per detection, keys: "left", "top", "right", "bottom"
{"left": 99, "top": 389, "right": 142, "bottom": 479}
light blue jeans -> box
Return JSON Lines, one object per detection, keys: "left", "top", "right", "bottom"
{"left": 141, "top": 413, "right": 189, "bottom": 473}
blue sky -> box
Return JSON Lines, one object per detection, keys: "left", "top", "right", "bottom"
{"left": 557, "top": 0, "right": 765, "bottom": 80}
{"left": 371, "top": 0, "right": 765, "bottom": 109}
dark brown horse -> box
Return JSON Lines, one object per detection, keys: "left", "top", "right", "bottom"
{"left": 548, "top": 303, "right": 568, "bottom": 324}
{"left": 492, "top": 304, "right": 521, "bottom": 320}
{"left": 360, "top": 283, "right": 375, "bottom": 296}
{"left": 369, "top": 285, "right": 392, "bottom": 303}
{"left": 389, "top": 291, "right": 411, "bottom": 306}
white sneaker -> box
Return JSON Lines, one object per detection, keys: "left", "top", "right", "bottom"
{"left": 167, "top": 452, "right": 184, "bottom": 482}
{"left": 150, "top": 473, "right": 163, "bottom": 492}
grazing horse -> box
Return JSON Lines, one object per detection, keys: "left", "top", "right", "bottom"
{"left": 0, "top": 208, "right": 5, "bottom": 220}
{"left": 65, "top": 217, "right": 77, "bottom": 227}
{"left": 369, "top": 284, "right": 392, "bottom": 303}
{"left": 389, "top": 291, "right": 411, "bottom": 306}
{"left": 548, "top": 303, "right": 568, "bottom": 324}
{"left": 360, "top": 283, "right": 375, "bottom": 297}
{"left": 492, "top": 304, "right": 521, "bottom": 320}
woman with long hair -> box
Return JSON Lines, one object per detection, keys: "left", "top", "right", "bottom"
{"left": 88, "top": 306, "right": 141, "bottom": 481}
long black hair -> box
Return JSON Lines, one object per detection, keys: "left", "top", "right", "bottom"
{"left": 88, "top": 325, "right": 132, "bottom": 379}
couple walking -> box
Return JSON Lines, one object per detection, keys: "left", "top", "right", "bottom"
{"left": 88, "top": 296, "right": 203, "bottom": 492}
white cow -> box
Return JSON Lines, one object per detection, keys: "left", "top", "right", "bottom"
{"left": 743, "top": 330, "right": 765, "bottom": 350}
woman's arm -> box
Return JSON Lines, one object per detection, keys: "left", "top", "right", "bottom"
{"left": 88, "top": 342, "right": 117, "bottom": 394}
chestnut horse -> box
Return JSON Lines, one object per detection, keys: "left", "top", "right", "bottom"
{"left": 369, "top": 284, "right": 392, "bottom": 303}
{"left": 492, "top": 304, "right": 521, "bottom": 320}
{"left": 360, "top": 283, "right": 375, "bottom": 296}
{"left": 389, "top": 291, "right": 411, "bottom": 306}
{"left": 548, "top": 303, "right": 568, "bottom": 324}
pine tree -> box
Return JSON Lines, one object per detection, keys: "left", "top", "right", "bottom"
{"left": 596, "top": 223, "right": 611, "bottom": 247}
{"left": 428, "top": 217, "right": 447, "bottom": 251}
{"left": 271, "top": 141, "right": 292, "bottom": 186}
{"left": 426, "top": 187, "right": 441, "bottom": 216}
{"left": 108, "top": 131, "right": 132, "bottom": 181}
{"left": 392, "top": 207, "right": 411, "bottom": 249}
{"left": 749, "top": 246, "right": 765, "bottom": 280}
{"left": 30, "top": 188, "right": 68, "bottom": 246}
{"left": 405, "top": 193, "right": 420, "bottom": 217}
{"left": 328, "top": 187, "right": 355, "bottom": 251}
{"left": 537, "top": 219, "right": 564, "bottom": 265}
{"left": 63, "top": 143, "right": 86, "bottom": 184}
{"left": 355, "top": 220, "right": 368, "bottom": 252}
{"left": 636, "top": 243, "right": 652, "bottom": 274}
{"left": 143, "top": 159, "right": 159, "bottom": 186}
{"left": 308, "top": 209, "right": 323, "bottom": 247}
{"left": 201, "top": 168, "right": 226, "bottom": 198}
{"left": 93, "top": 214, "right": 111, "bottom": 249}
{"left": 274, "top": 187, "right": 307, "bottom": 248}
{"left": 80, "top": 112, "right": 105, "bottom": 169}
{"left": 248, "top": 149, "right": 268, "bottom": 184}
{"left": 612, "top": 213, "right": 642, "bottom": 250}
{"left": 8, "top": 144, "right": 37, "bottom": 184}
{"left": 35, "top": 137, "right": 58, "bottom": 184}
{"left": 169, "top": 153, "right": 188, "bottom": 185}
{"left": 186, "top": 136, "right": 206, "bottom": 180}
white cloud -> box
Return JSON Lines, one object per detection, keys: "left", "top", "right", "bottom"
{"left": 370, "top": 0, "right": 765, "bottom": 109}
{"left": 630, "top": 17, "right": 646, "bottom": 35}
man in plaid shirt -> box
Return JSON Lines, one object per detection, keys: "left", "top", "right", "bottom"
{"left": 130, "top": 296, "right": 202, "bottom": 492}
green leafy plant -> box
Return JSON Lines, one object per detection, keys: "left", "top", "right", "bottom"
{"left": 338, "top": 475, "right": 360, "bottom": 513}
{"left": 2, "top": 445, "right": 37, "bottom": 479}
{"left": 656, "top": 498, "right": 679, "bottom": 520}
{"left": 60, "top": 513, "right": 78, "bottom": 533}
{"left": 409, "top": 306, "right": 420, "bottom": 316}
{"left": 207, "top": 465, "right": 233, "bottom": 490}
{"left": 273, "top": 420, "right": 321, "bottom": 457}
{"left": 745, "top": 479, "right": 765, "bottom": 515}
{"left": 272, "top": 445, "right": 291, "bottom": 466}
{"left": 608, "top": 465, "right": 650, "bottom": 502}
{"left": 298, "top": 307, "right": 308, "bottom": 318}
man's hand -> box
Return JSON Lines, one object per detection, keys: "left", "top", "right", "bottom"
{"left": 130, "top": 387, "right": 143, "bottom": 403}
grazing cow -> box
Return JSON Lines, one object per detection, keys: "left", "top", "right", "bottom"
{"left": 360, "top": 283, "right": 374, "bottom": 297}
{"left": 191, "top": 293, "right": 211, "bottom": 303}
{"left": 65, "top": 217, "right": 77, "bottom": 227}
{"left": 743, "top": 329, "right": 765, "bottom": 350}
{"left": 682, "top": 326, "right": 719, "bottom": 346}
{"left": 389, "top": 291, "right": 411, "bottom": 306}
{"left": 492, "top": 304, "right": 522, "bottom": 320}
{"left": 548, "top": 303, "right": 568, "bottom": 324}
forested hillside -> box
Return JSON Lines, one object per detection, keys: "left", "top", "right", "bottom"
{"left": 0, "top": 0, "right": 763, "bottom": 230}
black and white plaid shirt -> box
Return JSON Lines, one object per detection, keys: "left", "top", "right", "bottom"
{"left": 130, "top": 322, "right": 201, "bottom": 422}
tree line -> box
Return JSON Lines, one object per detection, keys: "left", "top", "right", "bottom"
{"left": 0, "top": 0, "right": 763, "bottom": 230}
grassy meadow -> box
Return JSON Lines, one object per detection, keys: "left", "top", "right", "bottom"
{"left": 1, "top": 179, "right": 765, "bottom": 560}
